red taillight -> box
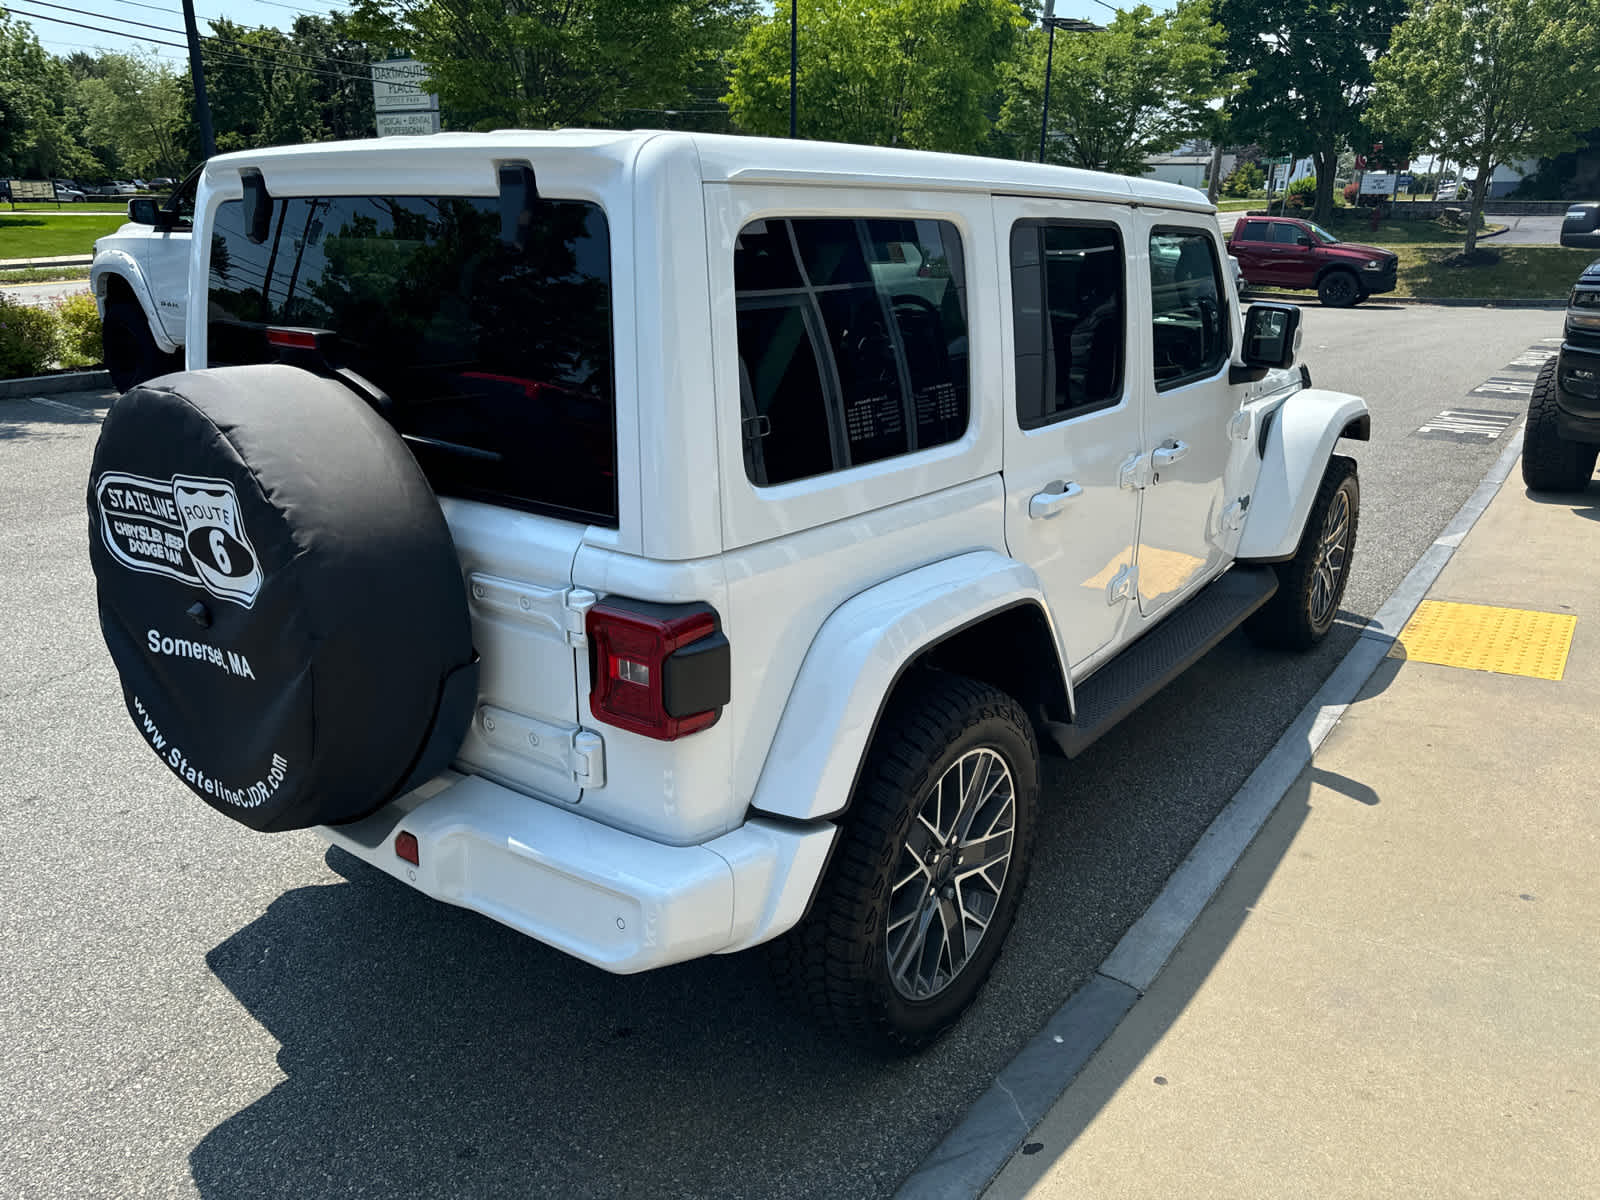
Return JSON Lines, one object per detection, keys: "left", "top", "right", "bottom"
{"left": 586, "top": 600, "right": 729, "bottom": 740}
{"left": 266, "top": 327, "right": 323, "bottom": 350}
{"left": 394, "top": 831, "right": 420, "bottom": 865}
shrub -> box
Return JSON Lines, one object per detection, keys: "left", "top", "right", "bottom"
{"left": 0, "top": 295, "right": 59, "bottom": 379}
{"left": 1285, "top": 175, "right": 1317, "bottom": 209}
{"left": 55, "top": 293, "right": 102, "bottom": 368}
{"left": 1221, "top": 162, "right": 1265, "bottom": 197}
{"left": 1343, "top": 181, "right": 1360, "bottom": 205}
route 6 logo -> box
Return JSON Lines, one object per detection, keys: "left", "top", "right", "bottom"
{"left": 173, "top": 476, "right": 263, "bottom": 607}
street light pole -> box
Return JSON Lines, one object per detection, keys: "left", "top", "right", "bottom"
{"left": 789, "top": 0, "right": 798, "bottom": 139}
{"left": 1037, "top": 10, "right": 1105, "bottom": 166}
{"left": 1039, "top": 20, "right": 1057, "bottom": 164}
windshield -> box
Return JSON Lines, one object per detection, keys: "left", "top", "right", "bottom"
{"left": 1304, "top": 222, "right": 1339, "bottom": 245}
{"left": 206, "top": 193, "right": 617, "bottom": 526}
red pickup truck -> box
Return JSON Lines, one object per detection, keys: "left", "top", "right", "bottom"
{"left": 1228, "top": 215, "right": 1398, "bottom": 308}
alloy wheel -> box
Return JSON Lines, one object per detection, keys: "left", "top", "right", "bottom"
{"left": 885, "top": 747, "right": 1016, "bottom": 1001}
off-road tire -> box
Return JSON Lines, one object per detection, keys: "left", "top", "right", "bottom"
{"left": 1521, "top": 356, "right": 1598, "bottom": 492}
{"left": 102, "top": 299, "right": 179, "bottom": 393}
{"left": 1246, "top": 455, "right": 1360, "bottom": 651}
{"left": 768, "top": 672, "right": 1038, "bottom": 1053}
{"left": 1317, "top": 270, "right": 1361, "bottom": 309}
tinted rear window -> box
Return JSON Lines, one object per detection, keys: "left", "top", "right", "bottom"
{"left": 207, "top": 195, "right": 617, "bottom": 526}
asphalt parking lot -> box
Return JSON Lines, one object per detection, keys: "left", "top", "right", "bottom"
{"left": 0, "top": 304, "right": 1563, "bottom": 1198}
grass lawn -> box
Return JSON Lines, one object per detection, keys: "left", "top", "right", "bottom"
{"left": 1389, "top": 245, "right": 1594, "bottom": 300}
{"left": 1216, "top": 198, "right": 1258, "bottom": 211}
{"left": 0, "top": 212, "right": 128, "bottom": 259}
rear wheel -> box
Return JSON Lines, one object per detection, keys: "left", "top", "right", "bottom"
{"left": 1246, "top": 455, "right": 1360, "bottom": 651}
{"left": 1317, "top": 270, "right": 1361, "bottom": 308}
{"left": 1521, "top": 357, "right": 1598, "bottom": 492}
{"left": 769, "top": 672, "right": 1038, "bottom": 1052}
{"left": 102, "top": 299, "right": 179, "bottom": 393}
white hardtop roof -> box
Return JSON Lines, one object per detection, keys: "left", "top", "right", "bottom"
{"left": 204, "top": 129, "right": 1214, "bottom": 214}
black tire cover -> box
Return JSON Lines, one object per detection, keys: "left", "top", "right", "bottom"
{"left": 86, "top": 364, "right": 478, "bottom": 832}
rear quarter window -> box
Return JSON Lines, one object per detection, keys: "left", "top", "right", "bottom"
{"left": 733, "top": 216, "right": 970, "bottom": 487}
{"left": 206, "top": 194, "right": 617, "bottom": 526}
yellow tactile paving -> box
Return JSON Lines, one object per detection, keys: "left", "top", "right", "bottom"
{"left": 1390, "top": 600, "right": 1577, "bottom": 681}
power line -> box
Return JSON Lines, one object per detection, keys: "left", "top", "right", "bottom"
{"left": 21, "top": 0, "right": 378, "bottom": 72}
{"left": 9, "top": 5, "right": 379, "bottom": 85}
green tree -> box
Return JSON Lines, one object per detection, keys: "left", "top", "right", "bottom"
{"left": 1220, "top": 0, "right": 1408, "bottom": 223}
{"left": 0, "top": 15, "right": 101, "bottom": 179}
{"left": 724, "top": 0, "right": 1024, "bottom": 151}
{"left": 1221, "top": 160, "right": 1264, "bottom": 196}
{"left": 995, "top": 2, "right": 1236, "bottom": 174}
{"left": 350, "top": 0, "right": 755, "bottom": 131}
{"left": 77, "top": 54, "right": 186, "bottom": 180}
{"left": 1370, "top": 0, "right": 1600, "bottom": 253}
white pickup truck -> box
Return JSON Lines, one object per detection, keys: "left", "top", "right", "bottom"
{"left": 85, "top": 131, "right": 1369, "bottom": 1050}
{"left": 89, "top": 170, "right": 196, "bottom": 391}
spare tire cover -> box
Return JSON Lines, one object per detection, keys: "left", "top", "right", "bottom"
{"left": 87, "top": 364, "right": 478, "bottom": 832}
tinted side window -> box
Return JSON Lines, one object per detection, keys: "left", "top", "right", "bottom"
{"left": 1268, "top": 222, "right": 1303, "bottom": 245}
{"left": 1010, "top": 221, "right": 1124, "bottom": 428}
{"left": 1149, "top": 229, "right": 1229, "bottom": 391}
{"left": 1234, "top": 221, "right": 1268, "bottom": 243}
{"left": 734, "top": 217, "right": 969, "bottom": 487}
{"left": 207, "top": 195, "right": 617, "bottom": 525}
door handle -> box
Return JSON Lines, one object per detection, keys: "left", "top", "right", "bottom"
{"left": 1152, "top": 440, "right": 1189, "bottom": 469}
{"left": 1028, "top": 482, "right": 1083, "bottom": 520}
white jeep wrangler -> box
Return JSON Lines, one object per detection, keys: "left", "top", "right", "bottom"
{"left": 86, "top": 131, "right": 1368, "bottom": 1050}
{"left": 90, "top": 170, "right": 197, "bottom": 392}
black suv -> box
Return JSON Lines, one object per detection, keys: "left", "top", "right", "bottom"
{"left": 1561, "top": 202, "right": 1600, "bottom": 249}
{"left": 1523, "top": 257, "right": 1600, "bottom": 491}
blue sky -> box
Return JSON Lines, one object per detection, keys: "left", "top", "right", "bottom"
{"left": 18, "top": 0, "right": 353, "bottom": 64}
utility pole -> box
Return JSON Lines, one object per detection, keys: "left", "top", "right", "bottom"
{"left": 183, "top": 0, "right": 215, "bottom": 159}
{"left": 789, "top": 0, "right": 798, "bottom": 139}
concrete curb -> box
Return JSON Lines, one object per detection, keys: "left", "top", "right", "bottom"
{"left": 0, "top": 254, "right": 93, "bottom": 269}
{"left": 0, "top": 370, "right": 112, "bottom": 398}
{"left": 895, "top": 429, "right": 1530, "bottom": 1200}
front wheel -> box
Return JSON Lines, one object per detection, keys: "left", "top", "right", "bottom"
{"left": 1317, "top": 270, "right": 1361, "bottom": 308}
{"left": 1521, "top": 356, "right": 1597, "bottom": 492}
{"left": 102, "top": 300, "right": 179, "bottom": 393}
{"left": 1246, "top": 455, "right": 1360, "bottom": 651}
{"left": 769, "top": 672, "right": 1039, "bottom": 1052}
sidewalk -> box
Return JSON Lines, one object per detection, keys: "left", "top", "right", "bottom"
{"left": 986, "top": 466, "right": 1600, "bottom": 1198}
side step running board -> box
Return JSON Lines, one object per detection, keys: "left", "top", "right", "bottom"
{"left": 1043, "top": 565, "right": 1279, "bottom": 759}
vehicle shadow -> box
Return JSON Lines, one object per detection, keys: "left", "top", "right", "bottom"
{"left": 984, "top": 653, "right": 1405, "bottom": 1194}
{"left": 0, "top": 392, "right": 113, "bottom": 441}
{"left": 1521, "top": 478, "right": 1600, "bottom": 521}
{"left": 188, "top": 847, "right": 905, "bottom": 1200}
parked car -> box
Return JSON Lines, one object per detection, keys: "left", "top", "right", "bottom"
{"left": 83, "top": 133, "right": 1369, "bottom": 1050}
{"left": 1228, "top": 215, "right": 1398, "bottom": 307}
{"left": 52, "top": 180, "right": 86, "bottom": 202}
{"left": 89, "top": 167, "right": 197, "bottom": 390}
{"left": 1523, "top": 257, "right": 1600, "bottom": 491}
{"left": 1561, "top": 202, "right": 1600, "bottom": 249}
{"left": 110, "top": 180, "right": 140, "bottom": 195}
{"left": 148, "top": 177, "right": 175, "bottom": 189}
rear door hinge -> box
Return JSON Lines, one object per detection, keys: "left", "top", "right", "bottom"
{"left": 1119, "top": 451, "right": 1152, "bottom": 491}
{"left": 1228, "top": 410, "right": 1253, "bottom": 441}
{"left": 571, "top": 729, "right": 605, "bottom": 790}
{"left": 564, "top": 588, "right": 597, "bottom": 647}
{"left": 1222, "top": 497, "right": 1249, "bottom": 532}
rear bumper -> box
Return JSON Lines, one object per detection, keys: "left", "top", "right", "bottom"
{"left": 320, "top": 773, "right": 837, "bottom": 973}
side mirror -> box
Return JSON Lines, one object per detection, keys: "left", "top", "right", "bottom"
{"left": 127, "top": 197, "right": 161, "bottom": 226}
{"left": 1296, "top": 234, "right": 1313, "bottom": 247}
{"left": 1242, "top": 302, "right": 1302, "bottom": 370}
